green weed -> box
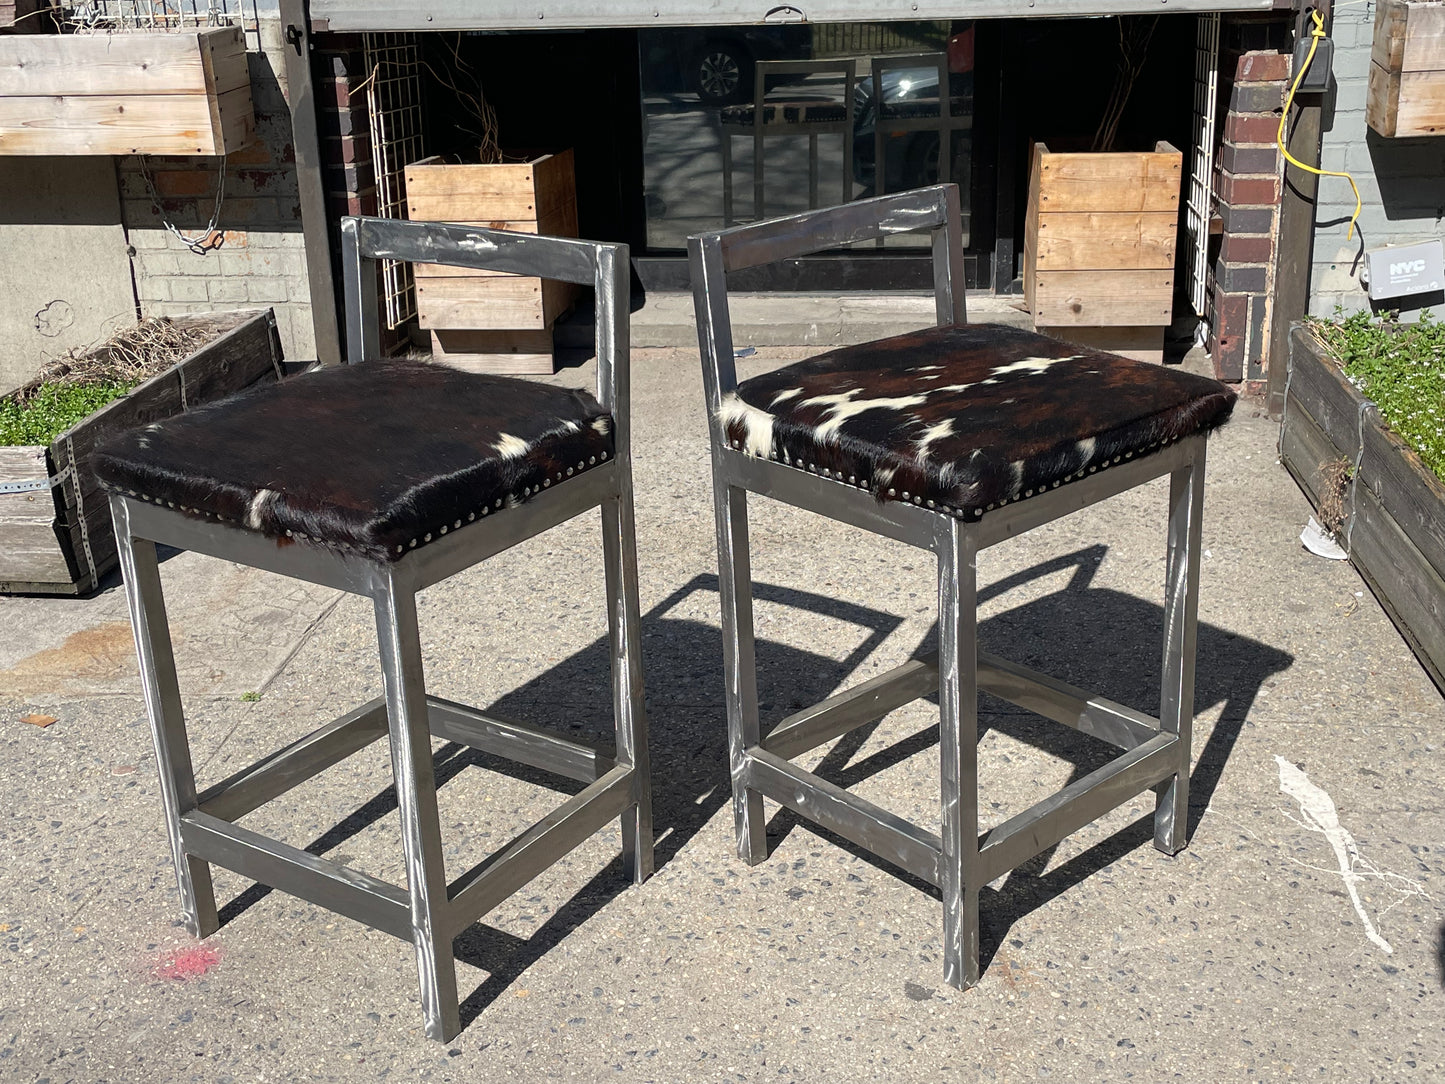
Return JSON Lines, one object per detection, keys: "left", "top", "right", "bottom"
{"left": 1307, "top": 308, "right": 1445, "bottom": 483}
{"left": 0, "top": 380, "right": 137, "bottom": 448}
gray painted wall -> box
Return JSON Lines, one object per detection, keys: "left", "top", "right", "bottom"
{"left": 1310, "top": 5, "right": 1445, "bottom": 317}
{"left": 0, "top": 159, "right": 139, "bottom": 395}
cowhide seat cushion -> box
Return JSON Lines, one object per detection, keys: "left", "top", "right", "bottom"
{"left": 93, "top": 359, "right": 615, "bottom": 563}
{"left": 720, "top": 323, "right": 1236, "bottom": 517}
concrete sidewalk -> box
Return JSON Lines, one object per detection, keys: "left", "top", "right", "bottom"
{"left": 1, "top": 345, "right": 1442, "bottom": 1083}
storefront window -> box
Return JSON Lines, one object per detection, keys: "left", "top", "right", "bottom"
{"left": 638, "top": 21, "right": 974, "bottom": 253}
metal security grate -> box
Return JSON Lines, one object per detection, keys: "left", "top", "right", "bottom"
{"left": 363, "top": 32, "right": 425, "bottom": 330}
{"left": 70, "top": 1, "right": 258, "bottom": 45}
{"left": 364, "top": 33, "right": 424, "bottom": 330}
{"left": 1185, "top": 12, "right": 1221, "bottom": 320}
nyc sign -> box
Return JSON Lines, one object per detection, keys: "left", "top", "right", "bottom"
{"left": 1367, "top": 240, "right": 1445, "bottom": 301}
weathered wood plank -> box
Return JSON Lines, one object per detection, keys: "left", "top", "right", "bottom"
{"left": 0, "top": 28, "right": 245, "bottom": 96}
{"left": 405, "top": 150, "right": 575, "bottom": 221}
{"left": 0, "top": 87, "right": 253, "bottom": 155}
{"left": 429, "top": 329, "right": 556, "bottom": 375}
{"left": 1032, "top": 141, "right": 1181, "bottom": 213}
{"left": 1037, "top": 324, "right": 1165, "bottom": 364}
{"left": 1032, "top": 211, "right": 1176, "bottom": 272}
{"left": 416, "top": 276, "right": 573, "bottom": 330}
{"left": 1374, "top": 0, "right": 1445, "bottom": 72}
{"left": 1029, "top": 269, "right": 1173, "bottom": 327}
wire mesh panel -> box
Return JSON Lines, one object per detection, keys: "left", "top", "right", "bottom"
{"left": 363, "top": 32, "right": 425, "bottom": 330}
{"left": 71, "top": 1, "right": 259, "bottom": 45}
{"left": 1185, "top": 12, "right": 1221, "bottom": 320}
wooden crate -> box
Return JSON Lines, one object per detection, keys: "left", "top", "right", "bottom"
{"left": 1279, "top": 323, "right": 1445, "bottom": 693}
{"left": 404, "top": 150, "right": 579, "bottom": 373}
{"left": 1023, "top": 141, "right": 1182, "bottom": 342}
{"left": 0, "top": 309, "right": 282, "bottom": 596}
{"left": 0, "top": 27, "right": 253, "bottom": 155}
{"left": 1368, "top": 0, "right": 1445, "bottom": 137}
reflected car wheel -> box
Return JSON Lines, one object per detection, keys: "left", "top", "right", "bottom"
{"left": 696, "top": 44, "right": 753, "bottom": 105}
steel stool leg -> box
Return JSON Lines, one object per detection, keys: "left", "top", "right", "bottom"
{"left": 938, "top": 518, "right": 982, "bottom": 988}
{"left": 115, "top": 523, "right": 219, "bottom": 939}
{"left": 602, "top": 491, "right": 654, "bottom": 883}
{"left": 1155, "top": 450, "right": 1206, "bottom": 855}
{"left": 713, "top": 481, "right": 767, "bottom": 864}
{"left": 373, "top": 573, "right": 460, "bottom": 1042}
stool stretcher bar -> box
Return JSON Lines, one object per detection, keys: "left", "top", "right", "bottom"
{"left": 444, "top": 764, "right": 636, "bottom": 938}
{"left": 181, "top": 809, "right": 415, "bottom": 940}
{"left": 426, "top": 696, "right": 615, "bottom": 783}
{"left": 975, "top": 732, "right": 1180, "bottom": 885}
{"left": 197, "top": 699, "right": 391, "bottom": 822}
{"left": 743, "top": 746, "right": 943, "bottom": 886}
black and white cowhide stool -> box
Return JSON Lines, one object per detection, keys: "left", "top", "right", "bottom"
{"left": 688, "top": 186, "right": 1236, "bottom": 991}
{"left": 95, "top": 219, "right": 651, "bottom": 1042}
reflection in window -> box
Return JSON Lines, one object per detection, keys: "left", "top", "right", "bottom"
{"left": 639, "top": 22, "right": 973, "bottom": 253}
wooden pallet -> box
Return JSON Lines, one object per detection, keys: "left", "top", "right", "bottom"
{"left": 0, "top": 310, "right": 282, "bottom": 595}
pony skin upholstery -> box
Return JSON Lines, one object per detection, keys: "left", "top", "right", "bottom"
{"left": 93, "top": 359, "right": 615, "bottom": 563}
{"left": 719, "top": 323, "right": 1236, "bottom": 516}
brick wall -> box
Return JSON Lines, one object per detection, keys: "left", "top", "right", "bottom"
{"left": 1206, "top": 44, "right": 1289, "bottom": 384}
{"left": 117, "top": 21, "right": 316, "bottom": 363}
{"left": 1311, "top": 7, "right": 1445, "bottom": 318}
{"left": 312, "top": 33, "right": 408, "bottom": 356}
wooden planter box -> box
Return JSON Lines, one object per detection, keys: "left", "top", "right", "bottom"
{"left": 1368, "top": 0, "right": 1445, "bottom": 137}
{"left": 404, "top": 150, "right": 579, "bottom": 374}
{"left": 1279, "top": 323, "right": 1445, "bottom": 692}
{"left": 0, "top": 309, "right": 282, "bottom": 595}
{"left": 1023, "top": 141, "right": 1182, "bottom": 363}
{"left": 0, "top": 27, "right": 254, "bottom": 155}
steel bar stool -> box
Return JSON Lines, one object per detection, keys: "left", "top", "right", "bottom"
{"left": 688, "top": 185, "right": 1235, "bottom": 989}
{"left": 97, "top": 219, "right": 651, "bottom": 1041}
{"left": 719, "top": 59, "right": 856, "bottom": 224}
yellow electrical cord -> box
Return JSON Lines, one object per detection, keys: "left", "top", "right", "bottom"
{"left": 1277, "top": 8, "right": 1362, "bottom": 239}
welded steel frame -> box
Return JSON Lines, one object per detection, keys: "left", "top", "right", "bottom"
{"left": 111, "top": 218, "right": 651, "bottom": 1042}
{"left": 687, "top": 184, "right": 1206, "bottom": 990}
{"left": 869, "top": 52, "right": 972, "bottom": 198}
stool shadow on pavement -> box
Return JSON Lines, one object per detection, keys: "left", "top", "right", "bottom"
{"left": 760, "top": 544, "right": 1294, "bottom": 975}
{"left": 216, "top": 572, "right": 903, "bottom": 1030}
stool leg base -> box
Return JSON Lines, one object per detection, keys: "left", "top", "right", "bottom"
{"left": 114, "top": 517, "right": 220, "bottom": 940}
{"left": 713, "top": 481, "right": 768, "bottom": 865}
{"left": 374, "top": 578, "right": 461, "bottom": 1043}
{"left": 1155, "top": 455, "right": 1205, "bottom": 857}
{"left": 602, "top": 493, "right": 654, "bottom": 885}
{"left": 938, "top": 518, "right": 982, "bottom": 990}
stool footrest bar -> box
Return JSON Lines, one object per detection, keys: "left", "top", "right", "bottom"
{"left": 445, "top": 763, "right": 636, "bottom": 936}
{"left": 763, "top": 654, "right": 942, "bottom": 761}
{"left": 426, "top": 695, "right": 615, "bottom": 783}
{"left": 743, "top": 746, "right": 942, "bottom": 886}
{"left": 180, "top": 809, "right": 413, "bottom": 941}
{"left": 976, "top": 651, "right": 1160, "bottom": 752}
{"left": 197, "top": 698, "right": 390, "bottom": 822}
{"left": 977, "top": 732, "right": 1178, "bottom": 884}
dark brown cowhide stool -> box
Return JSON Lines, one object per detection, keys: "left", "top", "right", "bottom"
{"left": 688, "top": 186, "right": 1236, "bottom": 992}
{"left": 96, "top": 220, "right": 650, "bottom": 1042}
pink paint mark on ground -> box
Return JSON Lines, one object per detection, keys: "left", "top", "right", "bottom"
{"left": 153, "top": 943, "right": 222, "bottom": 982}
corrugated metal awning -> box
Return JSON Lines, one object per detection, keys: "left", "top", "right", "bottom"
{"left": 310, "top": 1, "right": 1272, "bottom": 34}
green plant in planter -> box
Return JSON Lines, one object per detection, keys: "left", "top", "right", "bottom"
{"left": 0, "top": 380, "right": 138, "bottom": 448}
{"left": 1306, "top": 308, "right": 1445, "bottom": 483}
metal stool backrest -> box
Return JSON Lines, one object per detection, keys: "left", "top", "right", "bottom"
{"left": 339, "top": 217, "right": 633, "bottom": 451}
{"left": 686, "top": 184, "right": 966, "bottom": 445}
